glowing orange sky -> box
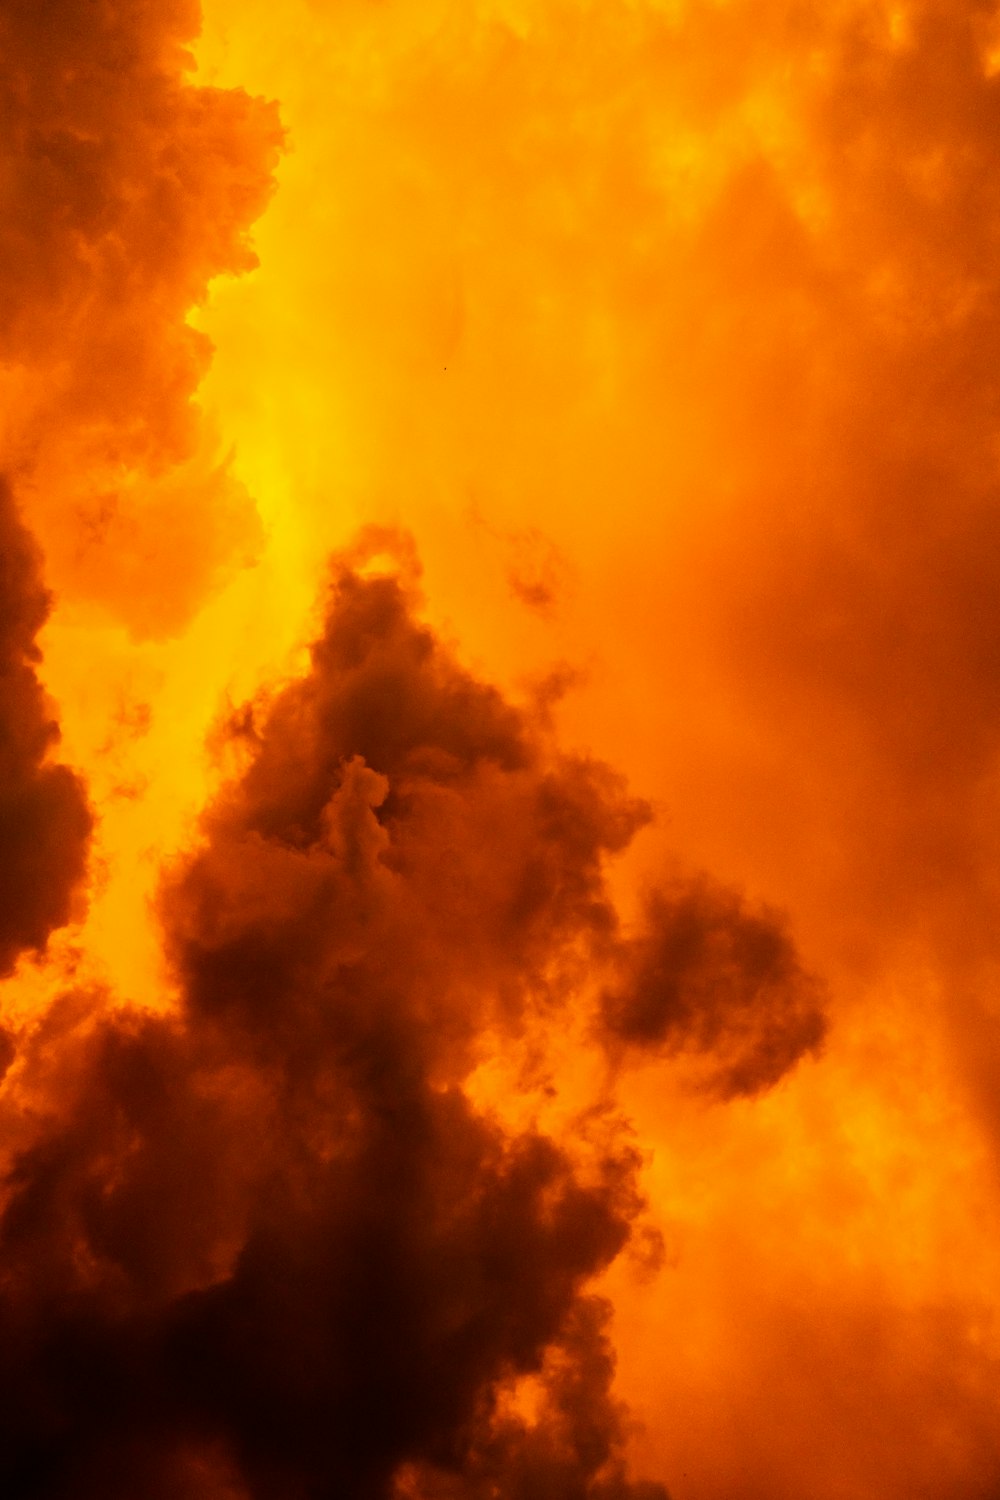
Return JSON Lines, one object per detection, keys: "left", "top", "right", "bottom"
{"left": 5, "top": 1, "right": 1000, "bottom": 1497}
{"left": 188, "top": 12, "right": 1000, "bottom": 1486}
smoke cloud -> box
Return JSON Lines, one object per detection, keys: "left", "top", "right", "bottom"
{"left": 0, "top": 0, "right": 281, "bottom": 636}
{"left": 0, "top": 481, "right": 90, "bottom": 976}
{"left": 0, "top": 545, "right": 820, "bottom": 1497}
{"left": 602, "top": 880, "right": 826, "bottom": 1099}
{"left": 9, "top": 0, "right": 1000, "bottom": 1496}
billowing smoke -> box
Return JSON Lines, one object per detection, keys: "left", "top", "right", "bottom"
{"left": 0, "top": 0, "right": 280, "bottom": 983}
{"left": 0, "top": 481, "right": 89, "bottom": 977}
{"left": 26, "top": 0, "right": 1000, "bottom": 1495}
{"left": 602, "top": 880, "right": 826, "bottom": 1099}
{"left": 0, "top": 542, "right": 820, "bottom": 1498}
{"left": 0, "top": 0, "right": 280, "bottom": 635}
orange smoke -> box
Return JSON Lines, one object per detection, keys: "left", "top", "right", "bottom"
{"left": 3, "top": 0, "right": 1000, "bottom": 1497}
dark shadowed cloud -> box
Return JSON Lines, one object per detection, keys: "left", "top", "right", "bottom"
{"left": 0, "top": 539, "right": 825, "bottom": 1498}
{"left": 0, "top": 480, "right": 90, "bottom": 976}
{"left": 602, "top": 880, "right": 826, "bottom": 1099}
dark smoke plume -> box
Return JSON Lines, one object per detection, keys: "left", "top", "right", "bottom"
{"left": 0, "top": 543, "right": 823, "bottom": 1498}
{"left": 0, "top": 479, "right": 90, "bottom": 976}
{"left": 603, "top": 880, "right": 827, "bottom": 1098}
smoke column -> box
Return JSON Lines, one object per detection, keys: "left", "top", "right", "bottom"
{"left": 2, "top": 0, "right": 1000, "bottom": 1497}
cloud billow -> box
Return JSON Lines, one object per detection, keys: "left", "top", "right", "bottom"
{"left": 0, "top": 543, "right": 824, "bottom": 1498}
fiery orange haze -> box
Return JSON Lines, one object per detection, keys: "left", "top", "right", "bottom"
{"left": 2, "top": 0, "right": 1000, "bottom": 1497}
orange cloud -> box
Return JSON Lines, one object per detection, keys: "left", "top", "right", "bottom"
{"left": 5, "top": 1, "right": 1000, "bottom": 1498}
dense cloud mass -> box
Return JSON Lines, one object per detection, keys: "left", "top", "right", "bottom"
{"left": 0, "top": 480, "right": 90, "bottom": 976}
{"left": 602, "top": 881, "right": 826, "bottom": 1099}
{"left": 0, "top": 0, "right": 281, "bottom": 635}
{"left": 0, "top": 0, "right": 281, "bottom": 963}
{"left": 16, "top": 0, "right": 1000, "bottom": 1494}
{"left": 182, "top": 3, "right": 1000, "bottom": 1485}
{"left": 0, "top": 547, "right": 824, "bottom": 1498}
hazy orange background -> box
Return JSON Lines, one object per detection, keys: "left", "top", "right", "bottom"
{"left": 12, "top": 0, "right": 1000, "bottom": 1496}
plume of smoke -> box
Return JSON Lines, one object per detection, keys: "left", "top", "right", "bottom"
{"left": 602, "top": 879, "right": 827, "bottom": 1098}
{"left": 0, "top": 542, "right": 823, "bottom": 1498}
{"left": 0, "top": 0, "right": 282, "bottom": 636}
{"left": 0, "top": 0, "right": 282, "bottom": 970}
{"left": 0, "top": 482, "right": 91, "bottom": 975}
